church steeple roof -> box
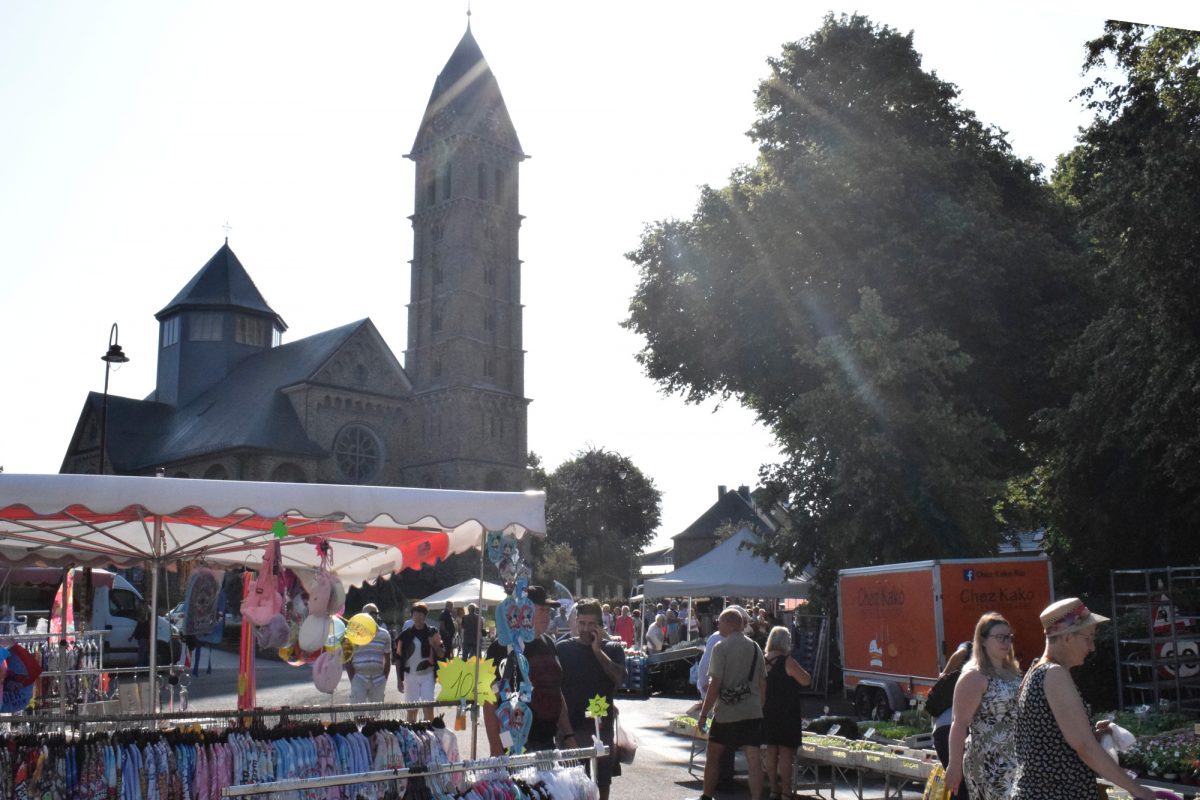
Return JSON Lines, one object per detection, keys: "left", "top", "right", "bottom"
{"left": 410, "top": 27, "right": 524, "bottom": 156}
{"left": 156, "top": 241, "right": 286, "bottom": 330}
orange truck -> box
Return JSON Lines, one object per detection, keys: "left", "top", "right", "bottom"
{"left": 838, "top": 556, "right": 1053, "bottom": 719}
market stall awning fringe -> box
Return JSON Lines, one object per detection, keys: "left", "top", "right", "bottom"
{"left": 0, "top": 474, "right": 546, "bottom": 586}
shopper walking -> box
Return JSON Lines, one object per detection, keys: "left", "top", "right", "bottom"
{"left": 1010, "top": 599, "right": 1155, "bottom": 800}
{"left": 945, "top": 613, "right": 1021, "bottom": 800}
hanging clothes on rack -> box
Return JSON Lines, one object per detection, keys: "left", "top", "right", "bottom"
{"left": 0, "top": 713, "right": 600, "bottom": 800}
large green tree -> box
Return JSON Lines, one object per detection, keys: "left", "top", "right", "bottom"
{"left": 531, "top": 448, "right": 662, "bottom": 593}
{"left": 624, "top": 14, "right": 1089, "bottom": 598}
{"left": 1041, "top": 23, "right": 1200, "bottom": 585}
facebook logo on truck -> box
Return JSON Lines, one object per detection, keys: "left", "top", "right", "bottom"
{"left": 963, "top": 569, "right": 975, "bottom": 582}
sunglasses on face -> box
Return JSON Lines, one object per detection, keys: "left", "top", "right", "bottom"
{"left": 987, "top": 633, "right": 1014, "bottom": 643}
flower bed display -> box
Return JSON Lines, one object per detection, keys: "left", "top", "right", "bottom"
{"left": 1119, "top": 729, "right": 1200, "bottom": 785}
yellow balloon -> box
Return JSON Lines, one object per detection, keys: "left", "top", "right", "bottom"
{"left": 340, "top": 637, "right": 357, "bottom": 663}
{"left": 345, "top": 613, "right": 377, "bottom": 646}
{"left": 278, "top": 645, "right": 294, "bottom": 662}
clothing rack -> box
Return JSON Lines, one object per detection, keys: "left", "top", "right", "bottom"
{"left": 220, "top": 743, "right": 609, "bottom": 797}
{"left": 0, "top": 698, "right": 465, "bottom": 733}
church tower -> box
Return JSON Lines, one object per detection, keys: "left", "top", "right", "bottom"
{"left": 404, "top": 26, "right": 529, "bottom": 491}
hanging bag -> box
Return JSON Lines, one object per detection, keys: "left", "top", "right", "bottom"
{"left": 241, "top": 540, "right": 284, "bottom": 626}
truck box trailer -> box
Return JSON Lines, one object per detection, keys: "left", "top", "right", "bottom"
{"left": 838, "top": 556, "right": 1053, "bottom": 719}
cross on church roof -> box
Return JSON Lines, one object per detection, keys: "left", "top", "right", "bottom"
{"left": 222, "top": 221, "right": 232, "bottom": 243}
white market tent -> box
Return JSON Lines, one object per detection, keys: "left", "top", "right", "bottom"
{"left": 643, "top": 527, "right": 809, "bottom": 600}
{"left": 0, "top": 472, "right": 546, "bottom": 711}
{"left": 0, "top": 473, "right": 545, "bottom": 587}
{"left": 419, "top": 578, "right": 507, "bottom": 610}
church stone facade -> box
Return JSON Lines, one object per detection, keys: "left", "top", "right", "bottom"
{"left": 60, "top": 26, "right": 530, "bottom": 493}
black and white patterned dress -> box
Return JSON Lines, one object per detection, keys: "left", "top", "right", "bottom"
{"left": 963, "top": 670, "right": 1020, "bottom": 800}
{"left": 1010, "top": 661, "right": 1096, "bottom": 800}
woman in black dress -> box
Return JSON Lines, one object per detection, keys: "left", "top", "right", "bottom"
{"left": 762, "top": 625, "right": 811, "bottom": 800}
{"left": 1011, "top": 598, "right": 1154, "bottom": 800}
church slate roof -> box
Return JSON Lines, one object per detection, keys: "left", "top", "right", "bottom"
{"left": 89, "top": 320, "right": 373, "bottom": 471}
{"left": 410, "top": 26, "right": 524, "bottom": 156}
{"left": 156, "top": 242, "right": 286, "bottom": 330}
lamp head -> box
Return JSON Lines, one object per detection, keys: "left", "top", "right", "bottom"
{"left": 102, "top": 343, "right": 129, "bottom": 364}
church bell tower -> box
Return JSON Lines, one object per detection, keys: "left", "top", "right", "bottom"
{"left": 404, "top": 25, "right": 529, "bottom": 491}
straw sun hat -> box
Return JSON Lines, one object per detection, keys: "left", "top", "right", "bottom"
{"left": 1040, "top": 597, "right": 1109, "bottom": 637}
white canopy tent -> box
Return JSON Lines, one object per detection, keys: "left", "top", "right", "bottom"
{"left": 0, "top": 472, "right": 546, "bottom": 711}
{"left": 418, "top": 578, "right": 507, "bottom": 610}
{"left": 0, "top": 473, "right": 545, "bottom": 586}
{"left": 643, "top": 528, "right": 809, "bottom": 600}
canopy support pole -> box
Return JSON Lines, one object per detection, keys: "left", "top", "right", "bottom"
{"left": 59, "top": 566, "right": 69, "bottom": 713}
{"left": 638, "top": 594, "right": 645, "bottom": 651}
{"left": 148, "top": 515, "right": 162, "bottom": 715}
{"left": 470, "top": 543, "right": 485, "bottom": 759}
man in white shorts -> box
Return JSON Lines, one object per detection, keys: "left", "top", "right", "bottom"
{"left": 395, "top": 602, "right": 444, "bottom": 721}
{"left": 347, "top": 603, "right": 392, "bottom": 704}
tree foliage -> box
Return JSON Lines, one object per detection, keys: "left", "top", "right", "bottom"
{"left": 1041, "top": 22, "right": 1200, "bottom": 584}
{"left": 534, "top": 542, "right": 579, "bottom": 586}
{"left": 531, "top": 448, "right": 662, "bottom": 589}
{"left": 624, "top": 14, "right": 1089, "bottom": 597}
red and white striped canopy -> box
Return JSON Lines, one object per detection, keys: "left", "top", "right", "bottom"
{"left": 0, "top": 473, "right": 545, "bottom": 586}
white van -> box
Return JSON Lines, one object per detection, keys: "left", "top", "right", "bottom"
{"left": 0, "top": 567, "right": 177, "bottom": 666}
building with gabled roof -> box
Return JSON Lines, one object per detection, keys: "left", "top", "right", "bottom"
{"left": 671, "top": 484, "right": 777, "bottom": 569}
{"left": 60, "top": 24, "right": 530, "bottom": 492}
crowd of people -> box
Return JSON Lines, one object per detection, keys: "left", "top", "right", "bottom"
{"left": 935, "top": 599, "right": 1157, "bottom": 800}
{"left": 342, "top": 589, "right": 1155, "bottom": 800}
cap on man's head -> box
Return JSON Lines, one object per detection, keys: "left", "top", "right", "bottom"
{"left": 362, "top": 603, "right": 380, "bottom": 614}
{"left": 526, "top": 585, "right": 561, "bottom": 608}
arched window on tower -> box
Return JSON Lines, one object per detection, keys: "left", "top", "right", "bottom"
{"left": 432, "top": 308, "right": 443, "bottom": 333}
{"left": 495, "top": 169, "right": 505, "bottom": 204}
{"left": 426, "top": 175, "right": 436, "bottom": 207}
{"left": 442, "top": 163, "right": 452, "bottom": 201}
{"left": 478, "top": 163, "right": 487, "bottom": 200}
{"left": 483, "top": 357, "right": 494, "bottom": 379}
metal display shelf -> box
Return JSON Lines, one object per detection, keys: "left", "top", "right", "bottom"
{"left": 1110, "top": 566, "right": 1200, "bottom": 714}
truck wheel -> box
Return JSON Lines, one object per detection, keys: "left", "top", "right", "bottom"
{"left": 853, "top": 686, "right": 876, "bottom": 719}
{"left": 872, "top": 692, "right": 893, "bottom": 721}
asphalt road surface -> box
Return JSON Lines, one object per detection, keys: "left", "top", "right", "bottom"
{"left": 150, "top": 646, "right": 903, "bottom": 799}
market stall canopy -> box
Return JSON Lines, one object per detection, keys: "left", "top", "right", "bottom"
{"left": 644, "top": 528, "right": 809, "bottom": 600}
{"left": 418, "top": 578, "right": 507, "bottom": 610}
{"left": 0, "top": 474, "right": 545, "bottom": 587}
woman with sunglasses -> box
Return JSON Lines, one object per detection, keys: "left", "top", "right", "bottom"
{"left": 945, "top": 612, "right": 1022, "bottom": 800}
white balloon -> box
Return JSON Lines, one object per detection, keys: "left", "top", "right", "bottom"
{"left": 299, "top": 614, "right": 331, "bottom": 653}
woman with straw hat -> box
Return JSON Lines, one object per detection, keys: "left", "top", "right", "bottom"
{"left": 1010, "top": 598, "right": 1154, "bottom": 800}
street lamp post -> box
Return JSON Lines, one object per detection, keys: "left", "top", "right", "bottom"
{"left": 98, "top": 323, "right": 129, "bottom": 475}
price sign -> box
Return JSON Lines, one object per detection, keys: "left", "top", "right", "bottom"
{"left": 435, "top": 657, "right": 497, "bottom": 704}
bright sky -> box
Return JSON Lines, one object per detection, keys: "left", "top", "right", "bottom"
{"left": 2, "top": 2, "right": 1196, "bottom": 550}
